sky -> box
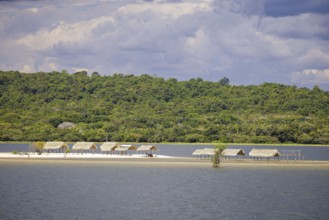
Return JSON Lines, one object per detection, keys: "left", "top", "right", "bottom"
{"left": 0, "top": 0, "right": 329, "bottom": 90}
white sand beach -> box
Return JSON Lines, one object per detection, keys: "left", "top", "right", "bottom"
{"left": 0, "top": 152, "right": 173, "bottom": 159}
{"left": 1, "top": 152, "right": 329, "bottom": 168}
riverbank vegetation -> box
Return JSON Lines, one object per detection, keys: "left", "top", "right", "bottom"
{"left": 1, "top": 70, "right": 328, "bottom": 144}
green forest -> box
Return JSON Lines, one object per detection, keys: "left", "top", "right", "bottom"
{"left": 1, "top": 70, "right": 329, "bottom": 144}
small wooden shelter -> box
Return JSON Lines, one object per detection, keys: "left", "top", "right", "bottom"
{"left": 192, "top": 149, "right": 204, "bottom": 157}
{"left": 193, "top": 148, "right": 219, "bottom": 159}
{"left": 137, "top": 145, "right": 159, "bottom": 156}
{"left": 100, "top": 142, "right": 119, "bottom": 154}
{"left": 43, "top": 141, "right": 68, "bottom": 153}
{"left": 221, "top": 149, "right": 245, "bottom": 159}
{"left": 114, "top": 145, "right": 137, "bottom": 155}
{"left": 249, "top": 149, "right": 281, "bottom": 160}
{"left": 72, "top": 142, "right": 97, "bottom": 154}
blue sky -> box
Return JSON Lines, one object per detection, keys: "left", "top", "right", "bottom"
{"left": 0, "top": 0, "right": 329, "bottom": 89}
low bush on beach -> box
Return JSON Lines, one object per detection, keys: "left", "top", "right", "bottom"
{"left": 212, "top": 144, "right": 227, "bottom": 167}
{"left": 32, "top": 142, "right": 45, "bottom": 155}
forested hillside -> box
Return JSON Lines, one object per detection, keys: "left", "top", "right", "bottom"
{"left": 1, "top": 70, "right": 329, "bottom": 144}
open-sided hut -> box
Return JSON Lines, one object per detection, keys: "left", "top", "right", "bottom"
{"left": 114, "top": 145, "right": 137, "bottom": 155}
{"left": 193, "top": 148, "right": 218, "bottom": 159}
{"left": 249, "top": 149, "right": 281, "bottom": 160}
{"left": 137, "top": 145, "right": 158, "bottom": 156}
{"left": 100, "top": 142, "right": 119, "bottom": 154}
{"left": 221, "top": 149, "right": 245, "bottom": 159}
{"left": 43, "top": 142, "right": 68, "bottom": 153}
{"left": 192, "top": 149, "right": 204, "bottom": 157}
{"left": 72, "top": 142, "right": 97, "bottom": 154}
{"left": 203, "top": 148, "right": 218, "bottom": 156}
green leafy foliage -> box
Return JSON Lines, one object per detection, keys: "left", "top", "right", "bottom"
{"left": 212, "top": 145, "right": 225, "bottom": 168}
{"left": 32, "top": 141, "right": 45, "bottom": 155}
{"left": 0, "top": 70, "right": 329, "bottom": 144}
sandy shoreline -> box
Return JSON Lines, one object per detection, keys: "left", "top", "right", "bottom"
{"left": 1, "top": 152, "right": 329, "bottom": 168}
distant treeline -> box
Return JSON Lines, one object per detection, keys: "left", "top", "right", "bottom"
{"left": 1, "top": 70, "right": 329, "bottom": 144}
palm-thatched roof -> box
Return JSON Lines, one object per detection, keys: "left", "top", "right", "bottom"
{"left": 43, "top": 141, "right": 68, "bottom": 150}
{"left": 203, "top": 148, "right": 218, "bottom": 155}
{"left": 192, "top": 149, "right": 205, "bottom": 156}
{"left": 115, "top": 145, "right": 137, "bottom": 151}
{"left": 192, "top": 148, "right": 218, "bottom": 156}
{"left": 100, "top": 142, "right": 119, "bottom": 151}
{"left": 221, "top": 149, "right": 245, "bottom": 156}
{"left": 137, "top": 145, "right": 159, "bottom": 151}
{"left": 249, "top": 149, "right": 281, "bottom": 157}
{"left": 72, "top": 142, "right": 97, "bottom": 150}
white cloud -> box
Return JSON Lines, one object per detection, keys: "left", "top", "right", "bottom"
{"left": 0, "top": 0, "right": 329, "bottom": 89}
{"left": 16, "top": 16, "right": 114, "bottom": 50}
{"left": 296, "top": 48, "right": 329, "bottom": 69}
{"left": 72, "top": 67, "right": 89, "bottom": 73}
{"left": 38, "top": 58, "right": 59, "bottom": 72}
{"left": 27, "top": 8, "right": 39, "bottom": 13}
{"left": 117, "top": 1, "right": 211, "bottom": 19}
{"left": 21, "top": 64, "right": 34, "bottom": 73}
{"left": 291, "top": 69, "right": 329, "bottom": 85}
{"left": 260, "top": 13, "right": 329, "bottom": 40}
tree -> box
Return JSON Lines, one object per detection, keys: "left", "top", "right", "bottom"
{"left": 0, "top": 71, "right": 329, "bottom": 144}
{"left": 219, "top": 77, "right": 230, "bottom": 86}
{"left": 212, "top": 144, "right": 226, "bottom": 167}
{"left": 32, "top": 141, "right": 45, "bottom": 155}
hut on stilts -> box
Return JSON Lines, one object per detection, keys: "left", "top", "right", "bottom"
{"left": 221, "top": 149, "right": 246, "bottom": 160}
{"left": 249, "top": 149, "right": 281, "bottom": 161}
{"left": 43, "top": 142, "right": 68, "bottom": 153}
{"left": 192, "top": 149, "right": 205, "bottom": 159}
{"left": 72, "top": 142, "right": 97, "bottom": 154}
{"left": 114, "top": 145, "right": 137, "bottom": 155}
{"left": 193, "top": 148, "right": 219, "bottom": 160}
{"left": 100, "top": 142, "right": 119, "bottom": 155}
{"left": 137, "top": 145, "right": 159, "bottom": 157}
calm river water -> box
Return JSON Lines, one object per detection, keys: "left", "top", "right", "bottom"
{"left": 0, "top": 161, "right": 328, "bottom": 220}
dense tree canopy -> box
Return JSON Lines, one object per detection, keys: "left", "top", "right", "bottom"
{"left": 0, "top": 70, "right": 328, "bottom": 144}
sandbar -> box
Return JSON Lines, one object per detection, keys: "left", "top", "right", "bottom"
{"left": 1, "top": 152, "right": 329, "bottom": 169}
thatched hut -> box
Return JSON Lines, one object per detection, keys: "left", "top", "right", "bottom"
{"left": 193, "top": 148, "right": 219, "bottom": 159}
{"left": 203, "top": 148, "right": 218, "bottom": 156}
{"left": 249, "top": 149, "right": 281, "bottom": 160}
{"left": 137, "top": 145, "right": 159, "bottom": 157}
{"left": 114, "top": 145, "right": 137, "bottom": 155}
{"left": 72, "top": 142, "right": 97, "bottom": 154}
{"left": 43, "top": 141, "right": 68, "bottom": 153}
{"left": 192, "top": 149, "right": 204, "bottom": 157}
{"left": 100, "top": 142, "right": 119, "bottom": 154}
{"left": 221, "top": 149, "right": 245, "bottom": 159}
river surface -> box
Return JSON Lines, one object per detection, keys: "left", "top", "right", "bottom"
{"left": 1, "top": 143, "right": 329, "bottom": 160}
{"left": 0, "top": 160, "right": 328, "bottom": 220}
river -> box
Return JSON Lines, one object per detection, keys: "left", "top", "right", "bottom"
{"left": 0, "top": 160, "right": 328, "bottom": 220}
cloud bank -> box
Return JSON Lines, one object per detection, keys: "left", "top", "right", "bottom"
{"left": 0, "top": 0, "right": 329, "bottom": 89}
